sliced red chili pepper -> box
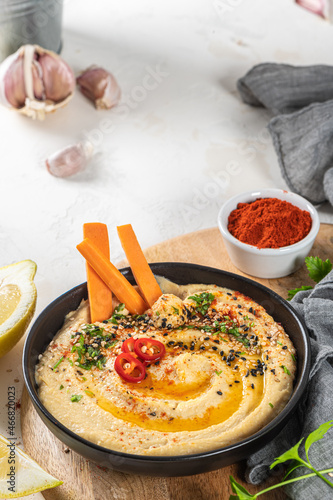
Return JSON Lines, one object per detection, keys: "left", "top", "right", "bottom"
{"left": 122, "top": 337, "right": 136, "bottom": 353}
{"left": 114, "top": 353, "right": 146, "bottom": 383}
{"left": 134, "top": 338, "right": 166, "bottom": 361}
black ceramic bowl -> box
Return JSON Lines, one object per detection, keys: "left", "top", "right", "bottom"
{"left": 23, "top": 263, "right": 310, "bottom": 477}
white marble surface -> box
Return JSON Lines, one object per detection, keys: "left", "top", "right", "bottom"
{"left": 0, "top": 0, "right": 333, "bottom": 497}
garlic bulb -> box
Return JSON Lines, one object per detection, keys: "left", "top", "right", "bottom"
{"left": 46, "top": 141, "right": 94, "bottom": 178}
{"left": 0, "top": 45, "right": 75, "bottom": 120}
{"left": 76, "top": 66, "right": 121, "bottom": 110}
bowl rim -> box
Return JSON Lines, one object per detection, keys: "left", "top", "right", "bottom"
{"left": 23, "top": 262, "right": 311, "bottom": 464}
{"left": 217, "top": 188, "right": 320, "bottom": 255}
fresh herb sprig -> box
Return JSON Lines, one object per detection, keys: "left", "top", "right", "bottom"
{"left": 229, "top": 420, "right": 333, "bottom": 499}
{"left": 288, "top": 256, "right": 332, "bottom": 300}
{"left": 188, "top": 292, "right": 215, "bottom": 315}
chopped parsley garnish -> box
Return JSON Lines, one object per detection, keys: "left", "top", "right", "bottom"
{"left": 70, "top": 394, "right": 82, "bottom": 402}
{"left": 59, "top": 384, "right": 64, "bottom": 390}
{"left": 281, "top": 365, "right": 291, "bottom": 375}
{"left": 291, "top": 353, "right": 296, "bottom": 362}
{"left": 53, "top": 356, "right": 64, "bottom": 370}
{"left": 188, "top": 292, "right": 215, "bottom": 315}
{"left": 172, "top": 306, "right": 180, "bottom": 315}
{"left": 269, "top": 402, "right": 274, "bottom": 408}
{"left": 215, "top": 370, "right": 222, "bottom": 376}
{"left": 70, "top": 327, "right": 118, "bottom": 371}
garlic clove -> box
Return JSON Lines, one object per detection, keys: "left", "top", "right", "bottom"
{"left": 295, "top": 0, "right": 329, "bottom": 18}
{"left": 38, "top": 53, "right": 75, "bottom": 102}
{"left": 46, "top": 141, "right": 94, "bottom": 178}
{"left": 0, "top": 45, "right": 75, "bottom": 120}
{"left": 31, "top": 58, "right": 45, "bottom": 100}
{"left": 76, "top": 66, "right": 121, "bottom": 110}
{"left": 3, "top": 53, "right": 25, "bottom": 108}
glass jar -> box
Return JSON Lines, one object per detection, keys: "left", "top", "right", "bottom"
{"left": 0, "top": 0, "right": 63, "bottom": 61}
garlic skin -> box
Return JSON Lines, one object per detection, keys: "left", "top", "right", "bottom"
{"left": 76, "top": 66, "right": 121, "bottom": 110}
{"left": 46, "top": 141, "right": 94, "bottom": 178}
{"left": 0, "top": 45, "right": 75, "bottom": 120}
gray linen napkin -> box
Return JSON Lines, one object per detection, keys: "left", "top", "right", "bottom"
{"left": 245, "top": 271, "right": 333, "bottom": 499}
{"left": 237, "top": 63, "right": 333, "bottom": 207}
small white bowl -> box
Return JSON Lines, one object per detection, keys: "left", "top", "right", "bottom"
{"left": 217, "top": 188, "right": 320, "bottom": 279}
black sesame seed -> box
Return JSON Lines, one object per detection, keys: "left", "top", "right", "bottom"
{"left": 249, "top": 307, "right": 253, "bottom": 313}
{"left": 271, "top": 369, "right": 276, "bottom": 375}
{"left": 251, "top": 383, "right": 254, "bottom": 389}
{"left": 212, "top": 346, "right": 218, "bottom": 351}
{"left": 227, "top": 292, "right": 232, "bottom": 296}
{"left": 217, "top": 390, "right": 223, "bottom": 395}
{"left": 200, "top": 346, "right": 205, "bottom": 350}
{"left": 204, "top": 337, "right": 210, "bottom": 341}
{"left": 243, "top": 327, "right": 249, "bottom": 332}
{"left": 245, "top": 369, "right": 250, "bottom": 377}
{"left": 149, "top": 412, "right": 156, "bottom": 416}
{"left": 282, "top": 346, "right": 288, "bottom": 350}
{"left": 237, "top": 304, "right": 242, "bottom": 308}
{"left": 163, "top": 333, "right": 168, "bottom": 337}
{"left": 234, "top": 380, "right": 240, "bottom": 383}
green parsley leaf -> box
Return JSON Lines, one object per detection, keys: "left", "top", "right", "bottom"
{"left": 229, "top": 476, "right": 255, "bottom": 500}
{"left": 59, "top": 384, "right": 64, "bottom": 390}
{"left": 215, "top": 370, "right": 222, "bottom": 376}
{"left": 270, "top": 438, "right": 304, "bottom": 469}
{"left": 287, "top": 256, "right": 332, "bottom": 300}
{"left": 269, "top": 402, "right": 274, "bottom": 408}
{"left": 172, "top": 306, "right": 180, "bottom": 315}
{"left": 287, "top": 285, "right": 313, "bottom": 300}
{"left": 305, "top": 256, "right": 332, "bottom": 284}
{"left": 304, "top": 420, "right": 333, "bottom": 463}
{"left": 70, "top": 394, "right": 82, "bottom": 403}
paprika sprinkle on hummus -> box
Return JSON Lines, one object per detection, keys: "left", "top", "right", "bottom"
{"left": 227, "top": 197, "right": 312, "bottom": 249}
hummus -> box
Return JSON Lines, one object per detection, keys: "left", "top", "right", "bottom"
{"left": 36, "top": 280, "right": 296, "bottom": 456}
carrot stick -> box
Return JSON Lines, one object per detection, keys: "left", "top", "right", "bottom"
{"left": 83, "top": 223, "right": 113, "bottom": 323}
{"left": 117, "top": 224, "right": 162, "bottom": 308}
{"left": 77, "top": 238, "right": 148, "bottom": 315}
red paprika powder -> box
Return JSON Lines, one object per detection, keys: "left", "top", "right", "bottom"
{"left": 227, "top": 197, "right": 312, "bottom": 249}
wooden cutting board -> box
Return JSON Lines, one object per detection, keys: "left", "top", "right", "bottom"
{"left": 21, "top": 224, "right": 333, "bottom": 500}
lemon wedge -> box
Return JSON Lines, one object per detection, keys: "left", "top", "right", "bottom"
{"left": 0, "top": 260, "right": 37, "bottom": 358}
{"left": 0, "top": 434, "right": 62, "bottom": 498}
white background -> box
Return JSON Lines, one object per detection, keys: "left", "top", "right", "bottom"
{"left": 0, "top": 0, "right": 332, "bottom": 497}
